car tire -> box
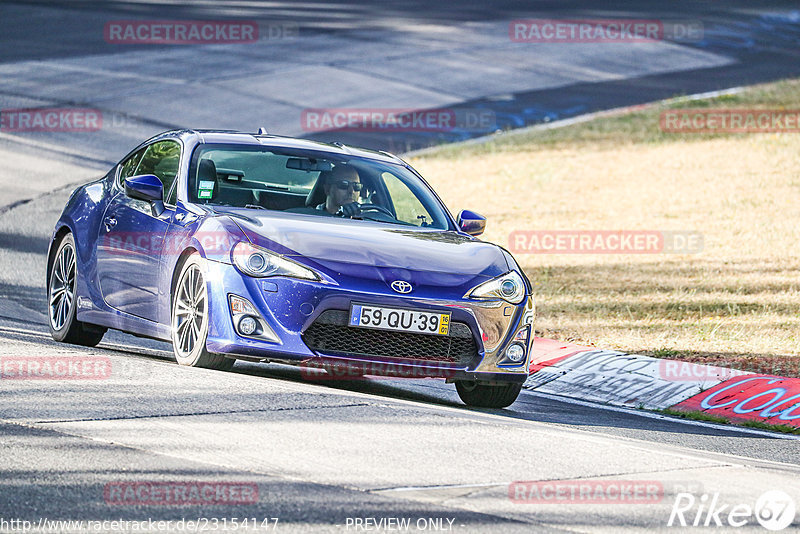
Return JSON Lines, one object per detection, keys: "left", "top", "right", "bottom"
{"left": 48, "top": 233, "right": 106, "bottom": 346}
{"left": 455, "top": 380, "right": 522, "bottom": 408}
{"left": 171, "top": 253, "right": 234, "bottom": 371}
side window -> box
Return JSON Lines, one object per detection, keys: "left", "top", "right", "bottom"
{"left": 381, "top": 172, "right": 434, "bottom": 226}
{"left": 134, "top": 140, "right": 181, "bottom": 205}
{"left": 117, "top": 148, "right": 146, "bottom": 188}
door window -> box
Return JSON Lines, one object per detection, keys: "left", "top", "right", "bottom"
{"left": 117, "top": 148, "right": 146, "bottom": 188}
{"left": 134, "top": 140, "right": 182, "bottom": 205}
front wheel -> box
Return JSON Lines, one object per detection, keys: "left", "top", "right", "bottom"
{"left": 455, "top": 380, "right": 522, "bottom": 408}
{"left": 48, "top": 233, "right": 106, "bottom": 346}
{"left": 171, "top": 254, "right": 234, "bottom": 371}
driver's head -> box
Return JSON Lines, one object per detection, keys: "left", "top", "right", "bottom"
{"left": 323, "top": 164, "right": 361, "bottom": 208}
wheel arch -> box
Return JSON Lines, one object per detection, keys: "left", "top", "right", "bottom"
{"left": 46, "top": 224, "right": 74, "bottom": 289}
{"left": 170, "top": 247, "right": 200, "bottom": 311}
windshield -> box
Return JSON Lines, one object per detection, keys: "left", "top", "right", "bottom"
{"left": 187, "top": 144, "right": 450, "bottom": 230}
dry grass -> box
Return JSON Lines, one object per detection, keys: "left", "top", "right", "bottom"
{"left": 409, "top": 79, "right": 800, "bottom": 374}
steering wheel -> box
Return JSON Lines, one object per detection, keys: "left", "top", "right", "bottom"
{"left": 358, "top": 203, "right": 395, "bottom": 218}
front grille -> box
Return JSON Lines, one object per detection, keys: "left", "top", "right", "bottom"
{"left": 302, "top": 310, "right": 478, "bottom": 366}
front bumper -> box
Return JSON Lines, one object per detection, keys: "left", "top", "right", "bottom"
{"left": 203, "top": 260, "right": 535, "bottom": 382}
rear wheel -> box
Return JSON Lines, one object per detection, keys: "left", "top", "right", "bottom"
{"left": 48, "top": 233, "right": 106, "bottom": 346}
{"left": 171, "top": 254, "right": 234, "bottom": 371}
{"left": 455, "top": 380, "right": 522, "bottom": 408}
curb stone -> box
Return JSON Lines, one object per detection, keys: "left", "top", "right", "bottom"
{"left": 525, "top": 338, "right": 800, "bottom": 429}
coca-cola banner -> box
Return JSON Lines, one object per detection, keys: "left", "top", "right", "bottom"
{"left": 673, "top": 375, "right": 800, "bottom": 427}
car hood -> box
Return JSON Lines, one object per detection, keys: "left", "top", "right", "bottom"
{"left": 227, "top": 211, "right": 509, "bottom": 281}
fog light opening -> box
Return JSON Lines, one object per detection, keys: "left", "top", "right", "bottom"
{"left": 227, "top": 293, "right": 282, "bottom": 344}
{"left": 505, "top": 343, "right": 525, "bottom": 363}
{"left": 239, "top": 316, "right": 258, "bottom": 336}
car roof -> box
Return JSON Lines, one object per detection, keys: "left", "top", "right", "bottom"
{"left": 144, "top": 129, "right": 406, "bottom": 165}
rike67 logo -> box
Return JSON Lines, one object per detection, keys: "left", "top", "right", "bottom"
{"left": 668, "top": 490, "right": 796, "bottom": 531}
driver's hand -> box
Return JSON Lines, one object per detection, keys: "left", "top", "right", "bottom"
{"left": 340, "top": 202, "right": 362, "bottom": 218}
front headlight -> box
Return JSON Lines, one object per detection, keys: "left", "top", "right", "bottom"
{"left": 232, "top": 242, "right": 320, "bottom": 280}
{"left": 467, "top": 271, "right": 526, "bottom": 304}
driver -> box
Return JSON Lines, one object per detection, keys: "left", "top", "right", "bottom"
{"left": 317, "top": 164, "right": 363, "bottom": 217}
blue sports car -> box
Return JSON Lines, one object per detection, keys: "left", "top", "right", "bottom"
{"left": 47, "top": 129, "right": 535, "bottom": 407}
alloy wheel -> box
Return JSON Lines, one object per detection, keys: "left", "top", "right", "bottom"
{"left": 173, "top": 264, "right": 206, "bottom": 356}
{"left": 49, "top": 243, "right": 76, "bottom": 331}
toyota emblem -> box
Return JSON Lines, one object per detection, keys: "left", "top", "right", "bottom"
{"left": 390, "top": 280, "right": 413, "bottom": 294}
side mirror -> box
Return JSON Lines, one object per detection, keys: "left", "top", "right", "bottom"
{"left": 457, "top": 209, "right": 486, "bottom": 236}
{"left": 125, "top": 174, "right": 165, "bottom": 216}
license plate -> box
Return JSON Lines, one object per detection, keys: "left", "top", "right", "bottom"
{"left": 349, "top": 304, "right": 450, "bottom": 336}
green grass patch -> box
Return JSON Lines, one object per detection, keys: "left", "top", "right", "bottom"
{"left": 660, "top": 408, "right": 730, "bottom": 425}
{"left": 651, "top": 348, "right": 684, "bottom": 359}
{"left": 661, "top": 408, "right": 800, "bottom": 435}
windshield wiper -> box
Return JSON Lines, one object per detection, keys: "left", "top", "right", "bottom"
{"left": 244, "top": 204, "right": 266, "bottom": 210}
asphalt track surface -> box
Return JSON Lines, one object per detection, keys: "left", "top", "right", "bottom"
{"left": 1, "top": 1, "right": 800, "bottom": 532}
